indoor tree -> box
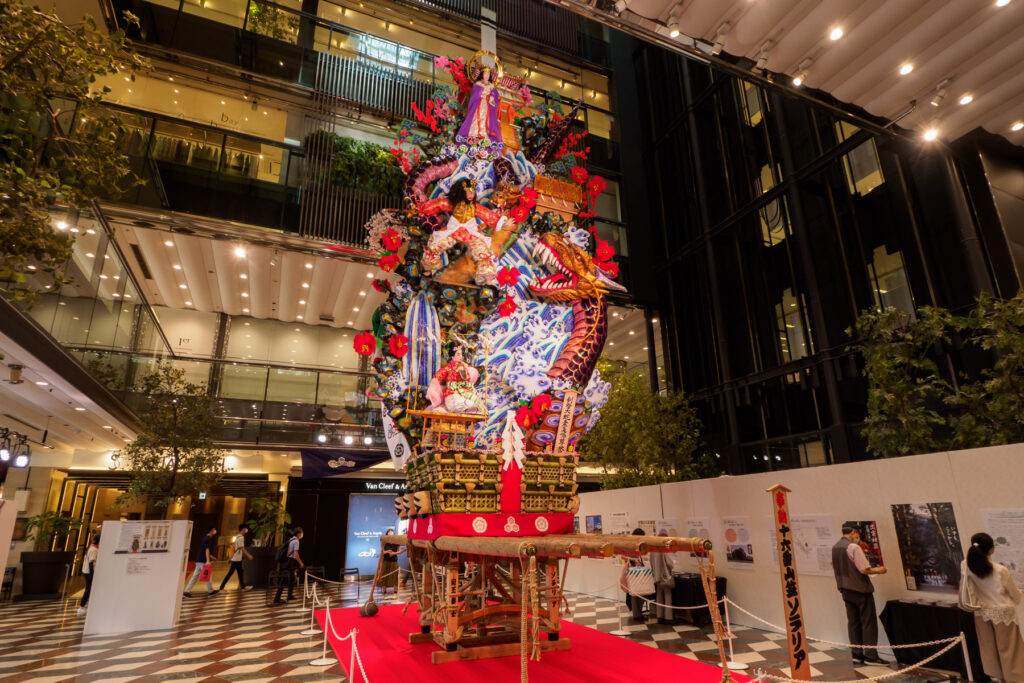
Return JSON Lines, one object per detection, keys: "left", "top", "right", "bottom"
{"left": 578, "top": 362, "right": 716, "bottom": 489}
{"left": 24, "top": 510, "right": 84, "bottom": 552}
{"left": 116, "top": 365, "right": 226, "bottom": 516}
{"left": 0, "top": 0, "right": 145, "bottom": 296}
{"left": 247, "top": 497, "right": 291, "bottom": 547}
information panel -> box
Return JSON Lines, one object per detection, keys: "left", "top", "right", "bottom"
{"left": 345, "top": 494, "right": 400, "bottom": 576}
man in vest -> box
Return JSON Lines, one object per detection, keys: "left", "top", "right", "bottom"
{"left": 832, "top": 523, "right": 888, "bottom": 665}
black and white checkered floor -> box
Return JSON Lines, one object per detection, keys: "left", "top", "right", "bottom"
{"left": 0, "top": 581, "right": 955, "bottom": 682}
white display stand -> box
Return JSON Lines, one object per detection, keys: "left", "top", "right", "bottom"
{"left": 84, "top": 519, "right": 194, "bottom": 635}
{"left": 0, "top": 500, "right": 17, "bottom": 573}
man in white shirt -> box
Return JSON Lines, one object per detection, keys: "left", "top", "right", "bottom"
{"left": 832, "top": 523, "right": 888, "bottom": 665}
{"left": 77, "top": 533, "right": 100, "bottom": 617}
{"left": 273, "top": 527, "right": 305, "bottom": 604}
{"left": 218, "top": 523, "right": 254, "bottom": 592}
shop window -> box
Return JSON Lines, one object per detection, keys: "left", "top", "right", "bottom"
{"left": 754, "top": 164, "right": 789, "bottom": 246}
{"left": 835, "top": 121, "right": 885, "bottom": 196}
{"left": 774, "top": 288, "right": 813, "bottom": 363}
{"left": 868, "top": 245, "right": 916, "bottom": 317}
{"left": 737, "top": 80, "right": 768, "bottom": 127}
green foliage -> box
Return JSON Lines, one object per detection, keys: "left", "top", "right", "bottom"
{"left": 247, "top": 497, "right": 291, "bottom": 547}
{"left": 24, "top": 510, "right": 83, "bottom": 552}
{"left": 304, "top": 131, "right": 404, "bottom": 197}
{"left": 0, "top": 0, "right": 145, "bottom": 296}
{"left": 850, "top": 307, "right": 955, "bottom": 458}
{"left": 245, "top": 0, "right": 299, "bottom": 41}
{"left": 578, "top": 363, "right": 715, "bottom": 489}
{"left": 116, "top": 365, "right": 226, "bottom": 516}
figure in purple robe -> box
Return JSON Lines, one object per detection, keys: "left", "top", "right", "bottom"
{"left": 457, "top": 67, "right": 502, "bottom": 144}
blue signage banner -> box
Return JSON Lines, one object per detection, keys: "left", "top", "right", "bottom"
{"left": 345, "top": 494, "right": 400, "bottom": 576}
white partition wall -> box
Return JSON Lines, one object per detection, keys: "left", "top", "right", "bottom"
{"left": 84, "top": 519, "right": 193, "bottom": 635}
{"left": 0, "top": 500, "right": 17, "bottom": 573}
{"left": 566, "top": 444, "right": 1024, "bottom": 647}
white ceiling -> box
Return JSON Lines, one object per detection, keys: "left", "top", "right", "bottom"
{"left": 113, "top": 224, "right": 388, "bottom": 330}
{"left": 570, "top": 0, "right": 1024, "bottom": 143}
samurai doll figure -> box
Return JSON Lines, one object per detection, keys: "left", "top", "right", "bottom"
{"left": 419, "top": 179, "right": 507, "bottom": 285}
{"left": 426, "top": 346, "right": 485, "bottom": 414}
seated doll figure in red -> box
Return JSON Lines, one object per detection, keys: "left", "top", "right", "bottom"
{"left": 418, "top": 179, "right": 507, "bottom": 285}
{"left": 426, "top": 346, "right": 485, "bottom": 414}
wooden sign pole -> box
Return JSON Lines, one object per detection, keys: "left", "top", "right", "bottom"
{"left": 767, "top": 484, "right": 812, "bottom": 681}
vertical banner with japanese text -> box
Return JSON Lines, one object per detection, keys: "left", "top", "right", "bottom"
{"left": 768, "top": 484, "right": 811, "bottom": 681}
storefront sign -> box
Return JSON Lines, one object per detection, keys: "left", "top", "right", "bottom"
{"left": 768, "top": 484, "right": 811, "bottom": 681}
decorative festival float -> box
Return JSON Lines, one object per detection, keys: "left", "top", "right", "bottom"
{"left": 354, "top": 49, "right": 732, "bottom": 676}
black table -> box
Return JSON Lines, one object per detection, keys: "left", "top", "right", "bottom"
{"left": 670, "top": 573, "right": 727, "bottom": 626}
{"left": 879, "top": 599, "right": 987, "bottom": 680}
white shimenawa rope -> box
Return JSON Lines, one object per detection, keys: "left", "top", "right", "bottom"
{"left": 725, "top": 598, "right": 961, "bottom": 650}
{"left": 754, "top": 634, "right": 964, "bottom": 683}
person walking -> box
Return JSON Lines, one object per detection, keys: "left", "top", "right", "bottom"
{"left": 960, "top": 532, "right": 1024, "bottom": 682}
{"left": 273, "top": 527, "right": 304, "bottom": 604}
{"left": 184, "top": 526, "right": 219, "bottom": 597}
{"left": 219, "top": 523, "right": 254, "bottom": 592}
{"left": 76, "top": 533, "right": 100, "bottom": 617}
{"left": 379, "top": 529, "right": 404, "bottom": 595}
{"left": 649, "top": 531, "right": 676, "bottom": 624}
{"left": 832, "top": 523, "right": 887, "bottom": 665}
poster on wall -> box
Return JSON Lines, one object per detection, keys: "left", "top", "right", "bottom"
{"left": 114, "top": 521, "right": 171, "bottom": 554}
{"left": 656, "top": 519, "right": 679, "bottom": 536}
{"left": 585, "top": 515, "right": 603, "bottom": 534}
{"left": 764, "top": 514, "right": 836, "bottom": 576}
{"left": 573, "top": 516, "right": 580, "bottom": 534}
{"left": 852, "top": 520, "right": 885, "bottom": 568}
{"left": 345, "top": 494, "right": 400, "bottom": 576}
{"left": 722, "top": 516, "right": 754, "bottom": 569}
{"left": 607, "top": 512, "right": 631, "bottom": 535}
{"left": 686, "top": 517, "right": 710, "bottom": 557}
{"left": 890, "top": 502, "right": 963, "bottom": 593}
{"left": 982, "top": 509, "right": 1024, "bottom": 584}
{"left": 638, "top": 520, "right": 656, "bottom": 536}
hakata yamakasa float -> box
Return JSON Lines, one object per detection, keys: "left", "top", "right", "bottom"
{"left": 354, "top": 47, "right": 732, "bottom": 678}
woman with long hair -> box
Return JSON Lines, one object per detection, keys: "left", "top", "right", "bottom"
{"left": 960, "top": 532, "right": 1024, "bottom": 682}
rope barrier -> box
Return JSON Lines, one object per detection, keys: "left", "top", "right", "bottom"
{"left": 755, "top": 634, "right": 964, "bottom": 683}
{"left": 308, "top": 597, "right": 371, "bottom": 683}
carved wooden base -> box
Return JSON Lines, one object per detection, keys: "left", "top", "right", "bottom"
{"left": 430, "top": 637, "right": 571, "bottom": 664}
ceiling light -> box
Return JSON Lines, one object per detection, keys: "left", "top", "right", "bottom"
{"left": 178, "top": 284, "right": 187, "bottom": 289}
{"left": 997, "top": 0, "right": 1011, "bottom": 6}
{"left": 304, "top": 263, "right": 313, "bottom": 269}
{"left": 113, "top": 292, "right": 120, "bottom": 297}
{"left": 651, "top": 318, "right": 659, "bottom": 323}
{"left": 86, "top": 253, "right": 95, "bottom": 258}
{"left": 242, "top": 308, "right": 250, "bottom": 313}
{"left": 344, "top": 435, "right": 354, "bottom": 445}
{"left": 629, "top": 330, "right": 635, "bottom": 335}
{"left": 317, "top": 433, "right": 327, "bottom": 444}
{"left": 347, "top": 321, "right": 354, "bottom": 325}
{"left": 366, "top": 272, "right": 374, "bottom": 278}
{"left": 792, "top": 58, "right": 812, "bottom": 87}
{"left": 1012, "top": 121, "right": 1024, "bottom": 132}
{"left": 240, "top": 274, "right": 248, "bottom": 280}
{"left": 185, "top": 300, "right": 193, "bottom": 306}
{"left": 297, "top": 315, "right": 303, "bottom": 320}
{"left": 164, "top": 240, "right": 174, "bottom": 247}
{"left": 220, "top": 100, "right": 225, "bottom": 105}
{"left": 755, "top": 40, "right": 773, "bottom": 70}
{"left": 299, "top": 299, "right": 306, "bottom": 304}
{"left": 710, "top": 21, "right": 730, "bottom": 56}
{"left": 173, "top": 264, "right": 182, "bottom": 270}
{"left": 103, "top": 425, "right": 112, "bottom": 429}
{"left": 301, "top": 283, "right": 309, "bottom": 288}
{"left": 358, "top": 291, "right": 366, "bottom": 296}
{"left": 624, "top": 355, "right": 630, "bottom": 360}
{"left": 668, "top": 20, "right": 679, "bottom": 38}
{"left": 959, "top": 94, "right": 973, "bottom": 105}
{"left": 352, "top": 307, "right": 359, "bottom": 312}
{"left": 234, "top": 247, "right": 246, "bottom": 258}
{"left": 241, "top": 292, "right": 248, "bottom": 297}
{"left": 899, "top": 63, "right": 913, "bottom": 76}
{"left": 923, "top": 128, "right": 939, "bottom": 141}
{"left": 829, "top": 27, "right": 843, "bottom": 41}
{"left": 75, "top": 406, "right": 86, "bottom": 411}
{"left": 13, "top": 454, "right": 29, "bottom": 468}
{"left": 99, "top": 274, "right": 108, "bottom": 279}
{"left": 363, "top": 436, "right": 373, "bottom": 445}
{"left": 35, "top": 381, "right": 48, "bottom": 386}
{"left": 56, "top": 221, "right": 68, "bottom": 230}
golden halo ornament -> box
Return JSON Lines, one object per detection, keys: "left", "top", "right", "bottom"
{"left": 466, "top": 50, "right": 504, "bottom": 81}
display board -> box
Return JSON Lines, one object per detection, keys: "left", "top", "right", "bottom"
{"left": 982, "top": 509, "right": 1024, "bottom": 584}
{"left": 0, "top": 501, "right": 16, "bottom": 575}
{"left": 722, "top": 516, "right": 754, "bottom": 569}
{"left": 84, "top": 520, "right": 192, "bottom": 635}
{"left": 764, "top": 514, "right": 836, "bottom": 577}
{"left": 344, "top": 494, "right": 400, "bottom": 576}
{"left": 890, "top": 502, "right": 963, "bottom": 593}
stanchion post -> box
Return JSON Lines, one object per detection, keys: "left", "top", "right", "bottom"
{"left": 296, "top": 570, "right": 308, "bottom": 612}
{"left": 610, "top": 578, "right": 630, "bottom": 637}
{"left": 310, "top": 597, "right": 337, "bottom": 666}
{"left": 960, "top": 632, "right": 974, "bottom": 682}
{"left": 300, "top": 583, "right": 322, "bottom": 635}
{"left": 724, "top": 598, "right": 750, "bottom": 671}
{"left": 349, "top": 629, "right": 356, "bottom": 682}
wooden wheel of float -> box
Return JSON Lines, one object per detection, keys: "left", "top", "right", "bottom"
{"left": 364, "top": 533, "right": 734, "bottom": 679}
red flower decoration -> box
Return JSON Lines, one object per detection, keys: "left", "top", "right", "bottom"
{"left": 570, "top": 166, "right": 589, "bottom": 184}
{"left": 497, "top": 266, "right": 520, "bottom": 288}
{"left": 515, "top": 404, "right": 536, "bottom": 428}
{"left": 499, "top": 295, "right": 517, "bottom": 317}
{"left": 372, "top": 278, "right": 389, "bottom": 293}
{"left": 382, "top": 228, "right": 403, "bottom": 252}
{"left": 353, "top": 331, "right": 376, "bottom": 356}
{"left": 378, "top": 253, "right": 400, "bottom": 272}
{"left": 510, "top": 206, "right": 529, "bottom": 223}
{"left": 530, "top": 393, "right": 552, "bottom": 415}
{"left": 520, "top": 196, "right": 537, "bottom": 209}
{"left": 587, "top": 175, "right": 607, "bottom": 196}
{"left": 595, "top": 260, "right": 619, "bottom": 279}
{"left": 595, "top": 239, "right": 615, "bottom": 262}
{"left": 388, "top": 334, "right": 409, "bottom": 357}
{"left": 523, "top": 187, "right": 539, "bottom": 200}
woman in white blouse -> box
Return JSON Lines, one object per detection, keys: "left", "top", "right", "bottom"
{"left": 960, "top": 532, "right": 1024, "bottom": 682}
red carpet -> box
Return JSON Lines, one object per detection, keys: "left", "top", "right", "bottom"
{"left": 315, "top": 604, "right": 750, "bottom": 682}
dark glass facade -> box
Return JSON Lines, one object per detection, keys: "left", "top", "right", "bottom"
{"left": 614, "top": 37, "right": 1024, "bottom": 474}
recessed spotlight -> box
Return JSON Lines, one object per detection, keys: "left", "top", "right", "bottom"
{"left": 1012, "top": 121, "right": 1024, "bottom": 132}
{"left": 997, "top": 0, "right": 1011, "bottom": 6}
{"left": 652, "top": 318, "right": 659, "bottom": 323}
{"left": 241, "top": 292, "right": 249, "bottom": 297}
{"left": 624, "top": 355, "right": 630, "bottom": 360}
{"left": 164, "top": 240, "right": 174, "bottom": 247}
{"left": 643, "top": 346, "right": 649, "bottom": 350}
{"left": 26, "top": 265, "right": 36, "bottom": 270}
{"left": 234, "top": 247, "right": 246, "bottom": 258}
{"left": 792, "top": 75, "right": 803, "bottom": 87}
{"left": 35, "top": 381, "right": 48, "bottom": 386}
{"left": 829, "top": 27, "right": 843, "bottom": 41}
{"left": 899, "top": 63, "right": 913, "bottom": 75}
{"left": 242, "top": 308, "right": 250, "bottom": 313}
{"left": 113, "top": 292, "right": 120, "bottom": 297}
{"left": 629, "top": 330, "right": 635, "bottom": 335}
{"left": 103, "top": 425, "right": 112, "bottom": 429}
{"left": 56, "top": 221, "right": 68, "bottom": 230}
{"left": 173, "top": 264, "right": 182, "bottom": 270}
{"left": 299, "top": 299, "right": 306, "bottom": 305}
{"left": 359, "top": 291, "right": 366, "bottom": 296}
{"left": 959, "top": 94, "right": 973, "bottom": 105}
{"left": 99, "top": 274, "right": 108, "bottom": 279}
{"left": 75, "top": 407, "right": 86, "bottom": 411}
{"left": 185, "top": 300, "right": 193, "bottom": 306}
{"left": 352, "top": 307, "right": 359, "bottom": 312}
{"left": 347, "top": 321, "right": 354, "bottom": 325}
{"left": 304, "top": 263, "right": 313, "bottom": 269}
{"left": 297, "top": 315, "right": 303, "bottom": 320}
{"left": 301, "top": 283, "right": 309, "bottom": 288}
{"left": 178, "top": 284, "right": 187, "bottom": 289}
{"left": 366, "top": 272, "right": 374, "bottom": 278}
{"left": 220, "top": 100, "right": 225, "bottom": 105}
{"left": 923, "top": 128, "right": 939, "bottom": 141}
{"left": 85, "top": 253, "right": 95, "bottom": 258}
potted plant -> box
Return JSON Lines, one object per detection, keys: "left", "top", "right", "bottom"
{"left": 20, "top": 511, "right": 83, "bottom": 600}
{"left": 246, "top": 497, "right": 291, "bottom": 587}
